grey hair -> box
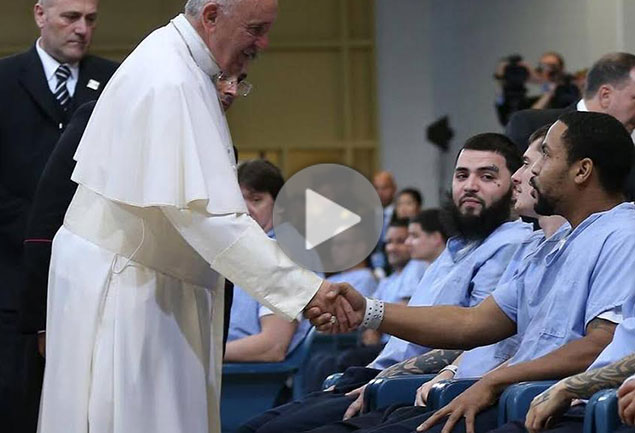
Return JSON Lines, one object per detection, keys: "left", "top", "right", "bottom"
{"left": 184, "top": 0, "right": 237, "bottom": 17}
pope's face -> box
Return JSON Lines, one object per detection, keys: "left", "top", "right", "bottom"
{"left": 34, "top": 0, "right": 98, "bottom": 64}
{"left": 209, "top": 0, "right": 277, "bottom": 75}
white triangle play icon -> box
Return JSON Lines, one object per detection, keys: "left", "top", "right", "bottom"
{"left": 305, "top": 189, "right": 362, "bottom": 250}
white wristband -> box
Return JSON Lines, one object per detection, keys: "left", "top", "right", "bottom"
{"left": 361, "top": 297, "right": 385, "bottom": 330}
{"left": 438, "top": 365, "right": 458, "bottom": 376}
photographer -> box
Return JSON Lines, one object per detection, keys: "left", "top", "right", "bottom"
{"left": 494, "top": 51, "right": 580, "bottom": 125}
{"left": 530, "top": 51, "right": 580, "bottom": 110}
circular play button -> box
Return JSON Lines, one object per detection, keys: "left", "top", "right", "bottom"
{"left": 273, "top": 164, "right": 384, "bottom": 273}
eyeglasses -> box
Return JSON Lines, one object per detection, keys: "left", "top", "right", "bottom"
{"left": 213, "top": 72, "right": 253, "bottom": 97}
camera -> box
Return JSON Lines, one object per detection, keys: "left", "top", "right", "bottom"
{"left": 495, "top": 54, "right": 532, "bottom": 125}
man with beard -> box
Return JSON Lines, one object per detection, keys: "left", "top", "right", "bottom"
{"left": 307, "top": 111, "right": 635, "bottom": 433}
{"left": 238, "top": 133, "right": 534, "bottom": 433}
{"left": 297, "top": 125, "right": 571, "bottom": 433}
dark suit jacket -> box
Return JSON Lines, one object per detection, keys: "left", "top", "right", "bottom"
{"left": 0, "top": 46, "right": 118, "bottom": 314}
{"left": 505, "top": 106, "right": 574, "bottom": 152}
{"left": 506, "top": 105, "right": 635, "bottom": 201}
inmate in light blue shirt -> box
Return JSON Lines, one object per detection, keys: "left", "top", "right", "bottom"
{"left": 398, "top": 259, "right": 429, "bottom": 300}
{"left": 493, "top": 203, "right": 635, "bottom": 368}
{"left": 374, "top": 268, "right": 408, "bottom": 304}
{"left": 327, "top": 268, "right": 378, "bottom": 298}
{"left": 456, "top": 224, "right": 570, "bottom": 378}
{"left": 370, "top": 220, "right": 533, "bottom": 370}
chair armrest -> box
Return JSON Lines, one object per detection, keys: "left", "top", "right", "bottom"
{"left": 498, "top": 381, "right": 557, "bottom": 425}
{"left": 583, "top": 389, "right": 621, "bottom": 433}
{"left": 427, "top": 378, "right": 479, "bottom": 410}
{"left": 364, "top": 374, "right": 436, "bottom": 412}
{"left": 323, "top": 373, "right": 345, "bottom": 390}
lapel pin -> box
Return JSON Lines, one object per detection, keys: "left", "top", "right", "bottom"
{"left": 87, "top": 79, "right": 101, "bottom": 91}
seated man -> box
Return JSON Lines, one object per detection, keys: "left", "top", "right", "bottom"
{"left": 500, "top": 300, "right": 635, "bottom": 433}
{"left": 394, "top": 188, "right": 424, "bottom": 220}
{"left": 238, "top": 133, "right": 534, "bottom": 433}
{"left": 398, "top": 209, "right": 451, "bottom": 301}
{"left": 305, "top": 125, "right": 569, "bottom": 431}
{"left": 309, "top": 112, "right": 635, "bottom": 433}
{"left": 225, "top": 159, "right": 309, "bottom": 362}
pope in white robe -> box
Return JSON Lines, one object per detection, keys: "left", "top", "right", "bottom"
{"left": 37, "top": 8, "right": 341, "bottom": 433}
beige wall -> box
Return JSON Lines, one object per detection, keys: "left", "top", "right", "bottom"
{"left": 1, "top": 0, "right": 378, "bottom": 179}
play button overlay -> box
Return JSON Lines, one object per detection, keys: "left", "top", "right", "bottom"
{"left": 273, "top": 164, "right": 383, "bottom": 273}
{"left": 305, "top": 189, "right": 362, "bottom": 250}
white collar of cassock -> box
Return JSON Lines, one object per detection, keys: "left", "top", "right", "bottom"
{"left": 171, "top": 14, "right": 220, "bottom": 79}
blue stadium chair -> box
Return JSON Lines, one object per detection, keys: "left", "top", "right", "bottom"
{"left": 427, "top": 378, "right": 479, "bottom": 410}
{"left": 583, "top": 389, "right": 623, "bottom": 433}
{"left": 220, "top": 328, "right": 316, "bottom": 432}
{"left": 363, "top": 374, "right": 436, "bottom": 412}
{"left": 497, "top": 381, "right": 556, "bottom": 425}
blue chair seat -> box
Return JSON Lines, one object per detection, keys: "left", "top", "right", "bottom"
{"left": 221, "top": 328, "right": 316, "bottom": 432}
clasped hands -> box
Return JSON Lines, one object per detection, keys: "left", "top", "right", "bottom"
{"left": 303, "top": 281, "right": 366, "bottom": 333}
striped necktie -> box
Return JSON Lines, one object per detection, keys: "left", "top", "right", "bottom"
{"left": 54, "top": 64, "right": 72, "bottom": 111}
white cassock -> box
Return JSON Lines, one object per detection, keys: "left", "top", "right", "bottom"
{"left": 37, "top": 14, "right": 322, "bottom": 433}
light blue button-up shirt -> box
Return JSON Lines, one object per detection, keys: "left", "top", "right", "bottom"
{"left": 456, "top": 225, "right": 570, "bottom": 378}
{"left": 373, "top": 269, "right": 407, "bottom": 304}
{"left": 327, "top": 268, "right": 378, "bottom": 298}
{"left": 370, "top": 220, "right": 533, "bottom": 370}
{"left": 493, "top": 203, "right": 635, "bottom": 368}
{"left": 398, "top": 259, "right": 429, "bottom": 300}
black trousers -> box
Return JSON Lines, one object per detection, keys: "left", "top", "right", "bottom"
{"left": 0, "top": 313, "right": 43, "bottom": 433}
{"left": 491, "top": 405, "right": 635, "bottom": 433}
{"left": 237, "top": 367, "right": 381, "bottom": 433}
{"left": 305, "top": 404, "right": 498, "bottom": 433}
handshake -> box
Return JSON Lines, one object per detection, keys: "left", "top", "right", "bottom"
{"left": 303, "top": 281, "right": 368, "bottom": 333}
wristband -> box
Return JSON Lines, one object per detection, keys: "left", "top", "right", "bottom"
{"left": 438, "top": 365, "right": 458, "bottom": 376}
{"left": 361, "top": 297, "right": 385, "bottom": 330}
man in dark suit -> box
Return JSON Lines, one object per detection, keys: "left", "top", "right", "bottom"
{"left": 506, "top": 52, "right": 635, "bottom": 200}
{"left": 0, "top": 0, "right": 117, "bottom": 431}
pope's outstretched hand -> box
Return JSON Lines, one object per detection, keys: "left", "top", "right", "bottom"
{"left": 304, "top": 282, "right": 366, "bottom": 333}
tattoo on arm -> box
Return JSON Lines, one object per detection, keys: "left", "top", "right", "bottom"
{"left": 586, "top": 318, "right": 618, "bottom": 335}
{"left": 561, "top": 332, "right": 635, "bottom": 399}
{"left": 377, "top": 349, "right": 463, "bottom": 378}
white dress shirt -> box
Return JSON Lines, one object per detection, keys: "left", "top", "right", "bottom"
{"left": 35, "top": 38, "right": 79, "bottom": 96}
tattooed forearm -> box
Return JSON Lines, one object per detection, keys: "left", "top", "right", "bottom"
{"left": 562, "top": 352, "right": 635, "bottom": 399}
{"left": 377, "top": 349, "right": 463, "bottom": 378}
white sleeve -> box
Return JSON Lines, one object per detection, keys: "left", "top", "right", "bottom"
{"left": 161, "top": 203, "right": 323, "bottom": 321}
